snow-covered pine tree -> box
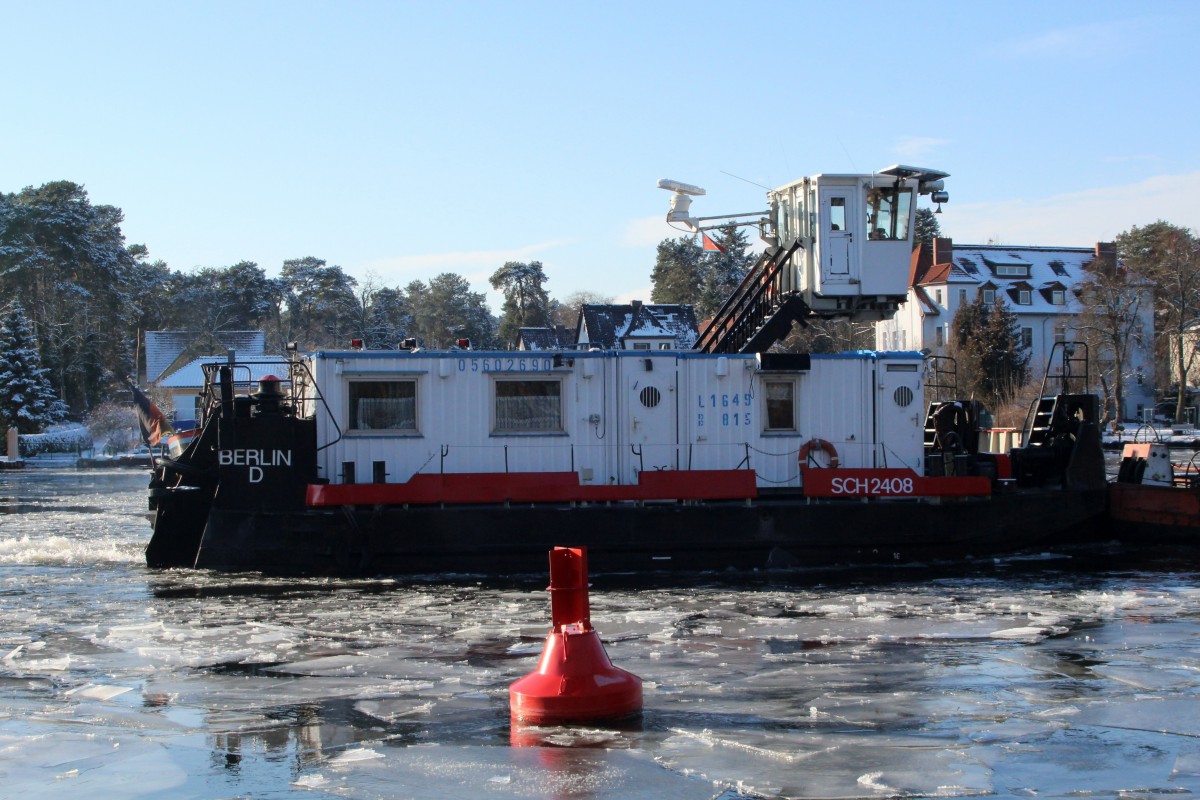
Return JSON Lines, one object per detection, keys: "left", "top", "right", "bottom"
{"left": 0, "top": 301, "right": 67, "bottom": 434}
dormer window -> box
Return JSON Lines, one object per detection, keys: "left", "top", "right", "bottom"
{"left": 1051, "top": 289, "right": 1065, "bottom": 305}
{"left": 982, "top": 288, "right": 996, "bottom": 304}
{"left": 983, "top": 254, "right": 1033, "bottom": 279}
{"left": 1018, "top": 290, "right": 1032, "bottom": 305}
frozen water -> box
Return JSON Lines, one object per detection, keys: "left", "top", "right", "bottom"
{"left": 1, "top": 468, "right": 1200, "bottom": 797}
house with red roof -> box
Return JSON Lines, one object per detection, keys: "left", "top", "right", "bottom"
{"left": 876, "top": 239, "right": 1156, "bottom": 421}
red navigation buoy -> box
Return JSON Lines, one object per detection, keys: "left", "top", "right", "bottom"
{"left": 509, "top": 547, "right": 642, "bottom": 725}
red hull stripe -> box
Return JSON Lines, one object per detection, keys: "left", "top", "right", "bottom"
{"left": 801, "top": 467, "right": 991, "bottom": 498}
{"left": 1110, "top": 482, "right": 1200, "bottom": 528}
{"left": 306, "top": 469, "right": 759, "bottom": 507}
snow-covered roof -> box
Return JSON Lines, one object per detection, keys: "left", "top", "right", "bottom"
{"left": 157, "top": 356, "right": 289, "bottom": 389}
{"left": 576, "top": 303, "right": 699, "bottom": 349}
{"left": 145, "top": 330, "right": 267, "bottom": 382}
{"left": 918, "top": 244, "right": 1100, "bottom": 316}
{"left": 517, "top": 326, "right": 574, "bottom": 350}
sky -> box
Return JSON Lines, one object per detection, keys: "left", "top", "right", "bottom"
{"left": 3, "top": 2, "right": 1199, "bottom": 313}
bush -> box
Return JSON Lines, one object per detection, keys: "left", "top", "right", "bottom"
{"left": 86, "top": 400, "right": 139, "bottom": 455}
{"left": 18, "top": 424, "right": 93, "bottom": 457}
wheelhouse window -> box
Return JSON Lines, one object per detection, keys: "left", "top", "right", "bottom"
{"left": 494, "top": 379, "right": 563, "bottom": 434}
{"left": 764, "top": 380, "right": 795, "bottom": 431}
{"left": 865, "top": 186, "right": 912, "bottom": 241}
{"left": 349, "top": 380, "right": 417, "bottom": 432}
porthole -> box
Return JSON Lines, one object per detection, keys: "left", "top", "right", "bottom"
{"left": 893, "top": 386, "right": 915, "bottom": 407}
{"left": 640, "top": 386, "right": 661, "bottom": 408}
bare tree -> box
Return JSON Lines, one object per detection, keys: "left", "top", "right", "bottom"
{"left": 776, "top": 317, "right": 874, "bottom": 355}
{"left": 551, "top": 290, "right": 614, "bottom": 329}
{"left": 1116, "top": 221, "right": 1200, "bottom": 423}
{"left": 1074, "top": 245, "right": 1147, "bottom": 424}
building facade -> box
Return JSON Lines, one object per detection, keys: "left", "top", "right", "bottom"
{"left": 876, "top": 239, "right": 1156, "bottom": 422}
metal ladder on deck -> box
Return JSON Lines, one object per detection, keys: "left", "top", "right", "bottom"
{"left": 1022, "top": 342, "right": 1091, "bottom": 446}
{"left": 922, "top": 355, "right": 962, "bottom": 450}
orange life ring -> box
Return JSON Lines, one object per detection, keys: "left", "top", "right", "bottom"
{"left": 799, "top": 438, "right": 840, "bottom": 468}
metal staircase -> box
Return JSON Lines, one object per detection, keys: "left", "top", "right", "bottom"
{"left": 922, "top": 356, "right": 962, "bottom": 451}
{"left": 694, "top": 241, "right": 809, "bottom": 354}
{"left": 1021, "top": 342, "right": 1092, "bottom": 447}
{"left": 1012, "top": 342, "right": 1106, "bottom": 490}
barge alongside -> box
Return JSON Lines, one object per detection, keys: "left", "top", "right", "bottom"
{"left": 1109, "top": 441, "right": 1200, "bottom": 543}
{"left": 144, "top": 164, "right": 1109, "bottom": 576}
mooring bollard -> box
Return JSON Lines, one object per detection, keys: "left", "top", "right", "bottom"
{"left": 509, "top": 547, "right": 642, "bottom": 725}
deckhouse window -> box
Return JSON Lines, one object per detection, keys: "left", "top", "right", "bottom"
{"left": 494, "top": 379, "right": 563, "bottom": 434}
{"left": 349, "top": 380, "right": 417, "bottom": 431}
{"left": 764, "top": 380, "right": 795, "bottom": 431}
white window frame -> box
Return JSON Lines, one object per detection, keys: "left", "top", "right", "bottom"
{"left": 347, "top": 378, "right": 419, "bottom": 434}
{"left": 763, "top": 379, "right": 797, "bottom": 432}
{"left": 492, "top": 377, "right": 564, "bottom": 435}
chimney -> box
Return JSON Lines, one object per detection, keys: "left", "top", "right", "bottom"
{"left": 631, "top": 299, "right": 642, "bottom": 311}
{"left": 1090, "top": 241, "right": 1119, "bottom": 276}
{"left": 933, "top": 237, "right": 953, "bottom": 265}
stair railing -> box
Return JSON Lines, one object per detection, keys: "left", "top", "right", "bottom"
{"left": 1020, "top": 342, "right": 1091, "bottom": 445}
{"left": 694, "top": 240, "right": 802, "bottom": 354}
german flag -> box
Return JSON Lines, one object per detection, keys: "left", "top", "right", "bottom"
{"left": 131, "top": 384, "right": 173, "bottom": 447}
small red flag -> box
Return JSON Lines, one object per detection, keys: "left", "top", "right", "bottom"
{"left": 702, "top": 232, "right": 726, "bottom": 254}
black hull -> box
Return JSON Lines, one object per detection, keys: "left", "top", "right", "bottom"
{"left": 172, "top": 489, "right": 1108, "bottom": 577}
